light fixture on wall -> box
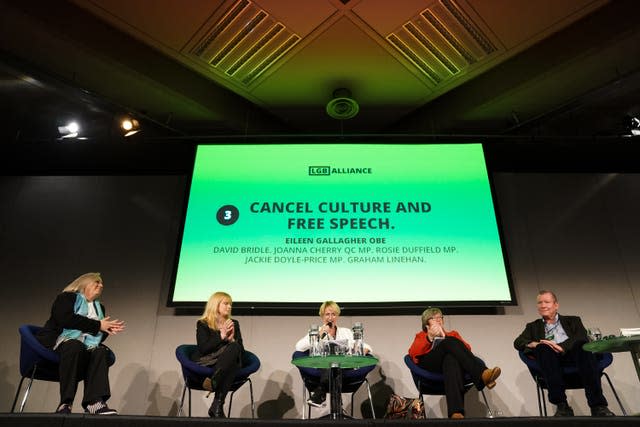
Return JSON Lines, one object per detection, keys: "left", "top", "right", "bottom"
{"left": 120, "top": 117, "right": 140, "bottom": 137}
{"left": 326, "top": 88, "right": 359, "bottom": 120}
{"left": 57, "top": 121, "right": 80, "bottom": 139}
{"left": 623, "top": 115, "right": 640, "bottom": 137}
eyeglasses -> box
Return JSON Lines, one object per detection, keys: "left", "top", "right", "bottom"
{"left": 428, "top": 315, "right": 444, "bottom": 321}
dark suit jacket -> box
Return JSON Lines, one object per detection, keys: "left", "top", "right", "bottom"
{"left": 513, "top": 314, "right": 589, "bottom": 355}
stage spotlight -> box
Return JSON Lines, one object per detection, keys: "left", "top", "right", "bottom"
{"left": 120, "top": 117, "right": 140, "bottom": 137}
{"left": 57, "top": 121, "right": 80, "bottom": 139}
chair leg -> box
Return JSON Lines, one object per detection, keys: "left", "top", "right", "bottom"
{"left": 350, "top": 391, "right": 355, "bottom": 417}
{"left": 534, "top": 378, "right": 546, "bottom": 416}
{"left": 419, "top": 394, "right": 427, "bottom": 418}
{"left": 227, "top": 390, "right": 234, "bottom": 418}
{"left": 15, "top": 364, "right": 39, "bottom": 413}
{"left": 602, "top": 372, "right": 627, "bottom": 416}
{"left": 19, "top": 372, "right": 37, "bottom": 413}
{"left": 416, "top": 379, "right": 427, "bottom": 418}
{"left": 10, "top": 376, "right": 27, "bottom": 413}
{"left": 302, "top": 384, "right": 307, "bottom": 419}
{"left": 226, "top": 378, "right": 255, "bottom": 418}
{"left": 188, "top": 387, "right": 192, "bottom": 417}
{"left": 539, "top": 387, "right": 547, "bottom": 416}
{"left": 177, "top": 383, "right": 187, "bottom": 416}
{"left": 248, "top": 378, "right": 255, "bottom": 419}
{"left": 365, "top": 378, "right": 375, "bottom": 419}
{"left": 479, "top": 389, "right": 493, "bottom": 417}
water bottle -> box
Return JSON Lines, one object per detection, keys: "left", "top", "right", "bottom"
{"left": 352, "top": 322, "right": 364, "bottom": 356}
{"left": 309, "top": 324, "right": 319, "bottom": 356}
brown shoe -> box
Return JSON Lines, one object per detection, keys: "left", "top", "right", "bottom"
{"left": 202, "top": 377, "right": 215, "bottom": 397}
{"left": 481, "top": 367, "right": 501, "bottom": 389}
{"left": 450, "top": 412, "right": 464, "bottom": 419}
{"left": 202, "top": 377, "right": 213, "bottom": 392}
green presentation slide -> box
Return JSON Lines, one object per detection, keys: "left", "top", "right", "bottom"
{"left": 170, "top": 143, "right": 513, "bottom": 307}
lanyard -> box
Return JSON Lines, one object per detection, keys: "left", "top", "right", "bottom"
{"left": 544, "top": 321, "right": 559, "bottom": 340}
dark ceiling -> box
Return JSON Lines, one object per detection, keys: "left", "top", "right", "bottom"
{"left": 1, "top": 0, "right": 640, "bottom": 143}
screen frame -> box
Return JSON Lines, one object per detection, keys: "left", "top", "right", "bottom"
{"left": 166, "top": 142, "right": 516, "bottom": 315}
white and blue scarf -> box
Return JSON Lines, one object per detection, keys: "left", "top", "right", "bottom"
{"left": 55, "top": 292, "right": 104, "bottom": 349}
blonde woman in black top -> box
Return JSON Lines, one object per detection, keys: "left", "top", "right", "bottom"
{"left": 191, "top": 291, "right": 244, "bottom": 418}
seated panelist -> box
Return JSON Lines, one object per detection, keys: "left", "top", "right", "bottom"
{"left": 191, "top": 291, "right": 244, "bottom": 418}
{"left": 408, "top": 307, "right": 500, "bottom": 419}
{"left": 294, "top": 300, "right": 372, "bottom": 407}
{"left": 514, "top": 290, "right": 614, "bottom": 417}
{"left": 37, "top": 272, "right": 125, "bottom": 415}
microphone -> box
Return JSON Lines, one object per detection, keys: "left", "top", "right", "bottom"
{"left": 320, "top": 322, "right": 333, "bottom": 339}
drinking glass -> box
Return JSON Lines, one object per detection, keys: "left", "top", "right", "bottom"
{"left": 309, "top": 324, "right": 319, "bottom": 356}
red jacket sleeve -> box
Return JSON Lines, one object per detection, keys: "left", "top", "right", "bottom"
{"left": 408, "top": 331, "right": 430, "bottom": 363}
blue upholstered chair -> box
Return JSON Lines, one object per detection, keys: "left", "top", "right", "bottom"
{"left": 403, "top": 354, "right": 493, "bottom": 418}
{"left": 175, "top": 344, "right": 260, "bottom": 417}
{"left": 12, "top": 324, "right": 116, "bottom": 412}
{"left": 292, "top": 350, "right": 376, "bottom": 419}
{"left": 518, "top": 350, "right": 626, "bottom": 416}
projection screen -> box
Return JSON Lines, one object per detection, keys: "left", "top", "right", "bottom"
{"left": 168, "top": 143, "right": 514, "bottom": 313}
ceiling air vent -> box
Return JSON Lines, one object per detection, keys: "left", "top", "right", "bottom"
{"left": 326, "top": 89, "right": 359, "bottom": 120}
{"left": 191, "top": 0, "right": 300, "bottom": 87}
{"left": 387, "top": 0, "right": 497, "bottom": 85}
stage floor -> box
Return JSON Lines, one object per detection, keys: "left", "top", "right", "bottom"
{"left": 2, "top": 413, "right": 640, "bottom": 427}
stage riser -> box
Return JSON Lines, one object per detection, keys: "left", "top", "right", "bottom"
{"left": 1, "top": 414, "right": 638, "bottom": 427}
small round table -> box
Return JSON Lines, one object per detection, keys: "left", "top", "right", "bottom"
{"left": 583, "top": 335, "right": 640, "bottom": 384}
{"left": 291, "top": 355, "right": 378, "bottom": 419}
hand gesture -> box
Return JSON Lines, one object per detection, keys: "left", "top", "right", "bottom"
{"left": 226, "top": 319, "right": 235, "bottom": 341}
{"left": 427, "top": 323, "right": 445, "bottom": 342}
{"left": 320, "top": 322, "right": 333, "bottom": 338}
{"left": 220, "top": 319, "right": 235, "bottom": 341}
{"left": 100, "top": 316, "right": 126, "bottom": 335}
{"left": 539, "top": 339, "right": 563, "bottom": 353}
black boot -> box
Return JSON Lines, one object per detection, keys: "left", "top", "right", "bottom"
{"left": 208, "top": 394, "right": 226, "bottom": 418}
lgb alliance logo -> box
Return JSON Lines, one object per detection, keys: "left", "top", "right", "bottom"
{"left": 308, "top": 166, "right": 372, "bottom": 176}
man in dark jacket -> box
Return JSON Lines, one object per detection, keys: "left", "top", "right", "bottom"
{"left": 514, "top": 290, "right": 614, "bottom": 417}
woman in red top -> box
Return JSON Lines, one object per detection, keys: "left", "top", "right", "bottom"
{"left": 408, "top": 307, "right": 501, "bottom": 419}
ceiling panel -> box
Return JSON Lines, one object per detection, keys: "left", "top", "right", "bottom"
{"left": 72, "top": 0, "right": 225, "bottom": 50}
{"left": 470, "top": 0, "right": 608, "bottom": 49}
{"left": 253, "top": 0, "right": 338, "bottom": 36}
{"left": 253, "top": 15, "right": 429, "bottom": 104}
{"left": 352, "top": 0, "right": 433, "bottom": 36}
{"left": 2, "top": 0, "right": 639, "bottom": 141}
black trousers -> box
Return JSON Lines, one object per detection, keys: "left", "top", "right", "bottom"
{"left": 533, "top": 341, "right": 607, "bottom": 407}
{"left": 417, "top": 337, "right": 486, "bottom": 416}
{"left": 55, "top": 340, "right": 111, "bottom": 407}
{"left": 211, "top": 341, "right": 242, "bottom": 400}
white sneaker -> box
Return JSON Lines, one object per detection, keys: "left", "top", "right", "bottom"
{"left": 85, "top": 401, "right": 118, "bottom": 415}
{"left": 306, "top": 391, "right": 326, "bottom": 408}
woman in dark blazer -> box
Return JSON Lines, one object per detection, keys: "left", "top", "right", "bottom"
{"left": 37, "top": 272, "right": 125, "bottom": 415}
{"left": 191, "top": 291, "right": 244, "bottom": 418}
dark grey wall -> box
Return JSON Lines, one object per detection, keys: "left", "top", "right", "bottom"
{"left": 0, "top": 174, "right": 187, "bottom": 414}
{"left": 1, "top": 167, "right": 639, "bottom": 417}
